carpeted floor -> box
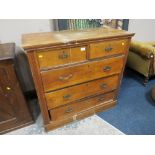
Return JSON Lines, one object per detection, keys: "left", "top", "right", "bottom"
{"left": 98, "top": 68, "right": 155, "bottom": 135}
{"left": 5, "top": 97, "right": 123, "bottom": 135}
{"left": 6, "top": 114, "right": 123, "bottom": 135}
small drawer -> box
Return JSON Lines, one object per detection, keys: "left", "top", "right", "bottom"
{"left": 36, "top": 46, "right": 87, "bottom": 69}
{"left": 46, "top": 75, "right": 119, "bottom": 109}
{"left": 49, "top": 91, "right": 115, "bottom": 121}
{"left": 89, "top": 39, "right": 129, "bottom": 59}
{"left": 41, "top": 56, "right": 124, "bottom": 92}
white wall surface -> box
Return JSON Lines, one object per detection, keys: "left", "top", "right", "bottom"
{"left": 1, "top": 19, "right": 155, "bottom": 45}
{"left": 0, "top": 19, "right": 53, "bottom": 45}
{"left": 128, "top": 19, "right": 155, "bottom": 41}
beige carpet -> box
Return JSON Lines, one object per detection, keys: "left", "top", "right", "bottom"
{"left": 6, "top": 114, "right": 124, "bottom": 135}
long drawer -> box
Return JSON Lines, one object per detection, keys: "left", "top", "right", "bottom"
{"left": 46, "top": 75, "right": 119, "bottom": 109}
{"left": 49, "top": 91, "right": 115, "bottom": 121}
{"left": 89, "top": 39, "right": 129, "bottom": 59}
{"left": 36, "top": 46, "right": 87, "bottom": 69}
{"left": 41, "top": 56, "right": 124, "bottom": 92}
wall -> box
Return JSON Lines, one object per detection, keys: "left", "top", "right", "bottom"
{"left": 0, "top": 19, "right": 53, "bottom": 45}
{"left": 1, "top": 19, "right": 155, "bottom": 44}
{"left": 128, "top": 19, "right": 155, "bottom": 41}
{"left": 0, "top": 19, "right": 54, "bottom": 92}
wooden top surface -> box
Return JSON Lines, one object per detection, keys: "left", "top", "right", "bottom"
{"left": 22, "top": 27, "right": 134, "bottom": 50}
{"left": 0, "top": 43, "right": 15, "bottom": 61}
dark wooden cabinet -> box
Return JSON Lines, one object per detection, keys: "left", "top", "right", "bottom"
{"left": 0, "top": 43, "right": 33, "bottom": 134}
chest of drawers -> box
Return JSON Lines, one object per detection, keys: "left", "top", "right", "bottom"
{"left": 22, "top": 27, "right": 134, "bottom": 131}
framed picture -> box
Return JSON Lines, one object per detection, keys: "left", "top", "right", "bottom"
{"left": 53, "top": 19, "right": 129, "bottom": 31}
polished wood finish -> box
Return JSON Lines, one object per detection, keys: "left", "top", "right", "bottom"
{"left": 50, "top": 91, "right": 115, "bottom": 120}
{"left": 46, "top": 100, "right": 116, "bottom": 131}
{"left": 22, "top": 27, "right": 134, "bottom": 131}
{"left": 46, "top": 75, "right": 118, "bottom": 109}
{"left": 0, "top": 43, "right": 33, "bottom": 134}
{"left": 41, "top": 56, "right": 124, "bottom": 92}
{"left": 37, "top": 46, "right": 87, "bottom": 69}
{"left": 89, "top": 39, "right": 129, "bottom": 59}
{"left": 27, "top": 52, "right": 50, "bottom": 124}
{"left": 22, "top": 27, "right": 134, "bottom": 50}
{"left": 0, "top": 43, "right": 15, "bottom": 60}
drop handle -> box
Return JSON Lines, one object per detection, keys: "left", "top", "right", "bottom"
{"left": 63, "top": 94, "right": 71, "bottom": 99}
{"left": 105, "top": 46, "right": 113, "bottom": 52}
{"left": 103, "top": 66, "right": 112, "bottom": 71}
{"left": 100, "top": 84, "right": 107, "bottom": 89}
{"left": 65, "top": 107, "right": 73, "bottom": 113}
{"left": 58, "top": 52, "right": 70, "bottom": 59}
{"left": 59, "top": 74, "right": 73, "bottom": 81}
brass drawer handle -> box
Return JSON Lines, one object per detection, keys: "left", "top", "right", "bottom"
{"left": 59, "top": 52, "right": 70, "bottom": 59}
{"left": 105, "top": 46, "right": 113, "bottom": 52}
{"left": 100, "top": 84, "right": 107, "bottom": 89}
{"left": 103, "top": 66, "right": 112, "bottom": 71}
{"left": 63, "top": 94, "right": 71, "bottom": 99}
{"left": 65, "top": 107, "right": 73, "bottom": 113}
{"left": 59, "top": 74, "right": 73, "bottom": 81}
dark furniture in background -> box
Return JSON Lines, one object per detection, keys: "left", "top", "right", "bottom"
{"left": 0, "top": 43, "right": 33, "bottom": 134}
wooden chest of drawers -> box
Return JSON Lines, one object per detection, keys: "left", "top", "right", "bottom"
{"left": 22, "top": 27, "right": 134, "bottom": 131}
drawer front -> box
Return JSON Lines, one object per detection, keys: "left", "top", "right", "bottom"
{"left": 37, "top": 46, "right": 87, "bottom": 69}
{"left": 46, "top": 75, "right": 119, "bottom": 109}
{"left": 41, "top": 56, "right": 124, "bottom": 92}
{"left": 49, "top": 91, "right": 115, "bottom": 121}
{"left": 89, "top": 39, "right": 129, "bottom": 59}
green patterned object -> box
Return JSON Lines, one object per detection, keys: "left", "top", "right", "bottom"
{"left": 57, "top": 19, "right": 127, "bottom": 31}
{"left": 67, "top": 19, "right": 103, "bottom": 30}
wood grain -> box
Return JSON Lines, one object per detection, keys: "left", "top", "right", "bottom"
{"left": 89, "top": 39, "right": 129, "bottom": 59}
{"left": 0, "top": 43, "right": 15, "bottom": 60}
{"left": 22, "top": 27, "right": 134, "bottom": 50}
{"left": 46, "top": 75, "right": 119, "bottom": 109}
{"left": 49, "top": 91, "right": 115, "bottom": 121}
{"left": 27, "top": 51, "right": 50, "bottom": 124}
{"left": 45, "top": 100, "right": 117, "bottom": 131}
{"left": 37, "top": 46, "right": 87, "bottom": 69}
{"left": 23, "top": 27, "right": 134, "bottom": 132}
{"left": 0, "top": 43, "right": 33, "bottom": 134}
{"left": 41, "top": 56, "right": 124, "bottom": 92}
